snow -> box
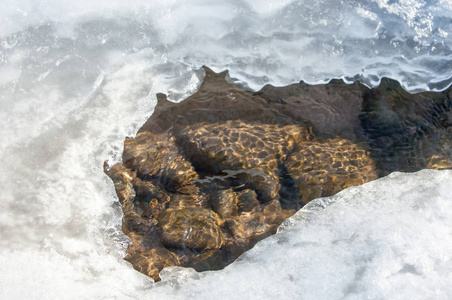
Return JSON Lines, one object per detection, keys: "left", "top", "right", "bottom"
{"left": 0, "top": 0, "right": 451, "bottom": 299}
{"left": 149, "top": 170, "right": 452, "bottom": 299}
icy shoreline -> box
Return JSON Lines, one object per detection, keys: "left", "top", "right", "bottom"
{"left": 1, "top": 0, "right": 451, "bottom": 299}
{"left": 151, "top": 169, "right": 452, "bottom": 299}
{"left": 2, "top": 170, "right": 451, "bottom": 299}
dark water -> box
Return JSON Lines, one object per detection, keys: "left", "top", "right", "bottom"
{"left": 106, "top": 68, "right": 452, "bottom": 281}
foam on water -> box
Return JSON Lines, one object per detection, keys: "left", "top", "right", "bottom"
{"left": 0, "top": 0, "right": 451, "bottom": 299}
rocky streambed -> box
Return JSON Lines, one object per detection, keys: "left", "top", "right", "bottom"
{"left": 105, "top": 67, "right": 452, "bottom": 281}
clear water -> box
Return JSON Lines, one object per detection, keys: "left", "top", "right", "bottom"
{"left": 1, "top": 0, "right": 451, "bottom": 299}
{"left": 151, "top": 169, "right": 452, "bottom": 300}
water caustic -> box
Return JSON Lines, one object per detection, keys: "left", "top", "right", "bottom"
{"left": 1, "top": 0, "right": 452, "bottom": 298}
{"left": 105, "top": 67, "right": 452, "bottom": 281}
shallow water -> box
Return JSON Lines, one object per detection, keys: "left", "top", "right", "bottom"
{"left": 1, "top": 0, "right": 452, "bottom": 299}
{"left": 151, "top": 169, "right": 452, "bottom": 300}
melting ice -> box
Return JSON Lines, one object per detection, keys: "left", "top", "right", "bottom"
{"left": 0, "top": 0, "right": 451, "bottom": 299}
{"left": 151, "top": 169, "right": 452, "bottom": 299}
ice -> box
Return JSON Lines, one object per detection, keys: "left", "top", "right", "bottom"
{"left": 2, "top": 169, "right": 452, "bottom": 299}
{"left": 1, "top": 0, "right": 451, "bottom": 94}
{"left": 151, "top": 170, "right": 452, "bottom": 299}
{"left": 0, "top": 0, "right": 451, "bottom": 299}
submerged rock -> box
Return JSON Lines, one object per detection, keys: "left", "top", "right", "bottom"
{"left": 126, "top": 248, "right": 179, "bottom": 281}
{"left": 158, "top": 208, "right": 224, "bottom": 251}
{"left": 105, "top": 67, "right": 451, "bottom": 281}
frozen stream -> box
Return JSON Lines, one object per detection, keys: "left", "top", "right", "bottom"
{"left": 1, "top": 0, "right": 451, "bottom": 299}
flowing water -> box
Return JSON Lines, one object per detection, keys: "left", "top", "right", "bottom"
{"left": 1, "top": 0, "right": 452, "bottom": 299}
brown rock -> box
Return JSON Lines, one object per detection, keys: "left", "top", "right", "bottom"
{"left": 126, "top": 247, "right": 179, "bottom": 282}
{"left": 237, "top": 189, "right": 259, "bottom": 213}
{"left": 211, "top": 189, "right": 238, "bottom": 219}
{"left": 123, "top": 132, "right": 199, "bottom": 193}
{"left": 104, "top": 66, "right": 451, "bottom": 281}
{"left": 185, "top": 249, "right": 226, "bottom": 272}
{"left": 285, "top": 139, "right": 378, "bottom": 205}
{"left": 158, "top": 208, "right": 224, "bottom": 251}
